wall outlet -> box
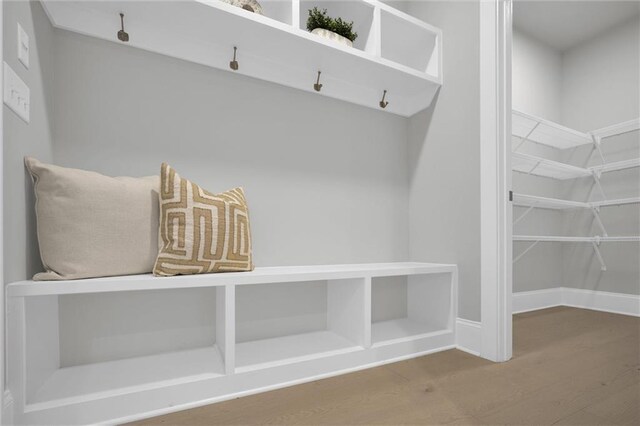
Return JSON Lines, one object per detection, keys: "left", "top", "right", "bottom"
{"left": 3, "top": 62, "right": 30, "bottom": 123}
{"left": 17, "top": 23, "right": 29, "bottom": 69}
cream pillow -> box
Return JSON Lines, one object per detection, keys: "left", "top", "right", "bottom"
{"left": 153, "top": 163, "right": 253, "bottom": 276}
{"left": 25, "top": 157, "right": 159, "bottom": 281}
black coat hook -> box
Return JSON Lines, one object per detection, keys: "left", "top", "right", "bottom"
{"left": 230, "top": 46, "right": 239, "bottom": 71}
{"left": 117, "top": 13, "right": 129, "bottom": 42}
{"left": 379, "top": 90, "right": 389, "bottom": 109}
{"left": 314, "top": 71, "right": 323, "bottom": 92}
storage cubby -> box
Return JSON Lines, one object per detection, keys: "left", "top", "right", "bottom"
{"left": 299, "top": 0, "right": 376, "bottom": 53}
{"left": 24, "top": 287, "right": 228, "bottom": 407}
{"left": 39, "top": 0, "right": 443, "bottom": 117}
{"left": 7, "top": 263, "right": 456, "bottom": 424}
{"left": 380, "top": 9, "right": 439, "bottom": 76}
{"left": 259, "top": 0, "right": 294, "bottom": 25}
{"left": 235, "top": 278, "right": 366, "bottom": 371}
{"left": 371, "top": 273, "right": 452, "bottom": 346}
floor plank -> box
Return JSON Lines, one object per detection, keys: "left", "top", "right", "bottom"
{"left": 129, "top": 307, "right": 640, "bottom": 425}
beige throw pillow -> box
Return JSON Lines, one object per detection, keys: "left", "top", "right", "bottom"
{"left": 154, "top": 163, "right": 253, "bottom": 276}
{"left": 25, "top": 157, "right": 160, "bottom": 281}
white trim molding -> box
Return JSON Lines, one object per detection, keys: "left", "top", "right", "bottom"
{"left": 480, "top": 0, "right": 513, "bottom": 362}
{"left": 0, "top": 2, "right": 5, "bottom": 424}
{"left": 456, "top": 318, "right": 482, "bottom": 356}
{"left": 563, "top": 288, "right": 640, "bottom": 317}
{"left": 513, "top": 288, "right": 640, "bottom": 317}
{"left": 512, "top": 288, "right": 563, "bottom": 314}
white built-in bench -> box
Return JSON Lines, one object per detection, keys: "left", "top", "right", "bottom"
{"left": 6, "top": 262, "right": 457, "bottom": 425}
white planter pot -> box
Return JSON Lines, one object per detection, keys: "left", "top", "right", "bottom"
{"left": 311, "top": 28, "right": 353, "bottom": 48}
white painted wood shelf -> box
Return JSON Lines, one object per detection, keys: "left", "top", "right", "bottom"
{"left": 29, "top": 346, "right": 225, "bottom": 409}
{"left": 235, "top": 331, "right": 361, "bottom": 373}
{"left": 371, "top": 319, "right": 446, "bottom": 346}
{"left": 6, "top": 263, "right": 455, "bottom": 297}
{"left": 6, "top": 262, "right": 457, "bottom": 425}
{"left": 40, "top": 0, "right": 442, "bottom": 117}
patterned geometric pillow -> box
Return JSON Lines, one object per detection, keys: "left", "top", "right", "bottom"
{"left": 153, "top": 163, "right": 253, "bottom": 276}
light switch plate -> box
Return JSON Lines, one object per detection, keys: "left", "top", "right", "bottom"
{"left": 3, "top": 62, "right": 30, "bottom": 123}
{"left": 17, "top": 23, "right": 29, "bottom": 69}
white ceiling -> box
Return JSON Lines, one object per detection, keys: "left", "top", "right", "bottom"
{"left": 513, "top": 1, "right": 640, "bottom": 51}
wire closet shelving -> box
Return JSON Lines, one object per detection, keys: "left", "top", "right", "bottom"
{"left": 511, "top": 110, "right": 640, "bottom": 271}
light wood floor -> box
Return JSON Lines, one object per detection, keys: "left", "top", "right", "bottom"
{"left": 130, "top": 307, "right": 640, "bottom": 425}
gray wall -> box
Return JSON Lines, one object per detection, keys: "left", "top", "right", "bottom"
{"left": 3, "top": 1, "right": 54, "bottom": 284}
{"left": 512, "top": 15, "right": 640, "bottom": 296}
{"left": 561, "top": 17, "right": 640, "bottom": 130}
{"left": 405, "top": 1, "right": 481, "bottom": 321}
{"left": 560, "top": 17, "right": 640, "bottom": 295}
{"left": 513, "top": 30, "right": 562, "bottom": 122}
{"left": 511, "top": 30, "right": 565, "bottom": 292}
{"left": 3, "top": 7, "right": 415, "bottom": 368}
{"left": 5, "top": 2, "right": 484, "bottom": 325}
{"left": 6, "top": 23, "right": 410, "bottom": 282}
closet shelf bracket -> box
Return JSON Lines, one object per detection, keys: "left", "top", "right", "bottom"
{"left": 591, "top": 238, "right": 607, "bottom": 271}
{"left": 514, "top": 121, "right": 540, "bottom": 152}
{"left": 591, "top": 170, "right": 607, "bottom": 200}
{"left": 514, "top": 206, "right": 534, "bottom": 226}
{"left": 591, "top": 134, "right": 606, "bottom": 165}
{"left": 591, "top": 207, "right": 608, "bottom": 237}
{"left": 513, "top": 240, "right": 540, "bottom": 264}
{"left": 513, "top": 236, "right": 607, "bottom": 271}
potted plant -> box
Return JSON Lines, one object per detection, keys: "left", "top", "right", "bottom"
{"left": 307, "top": 7, "right": 358, "bottom": 48}
{"left": 220, "top": 0, "right": 263, "bottom": 15}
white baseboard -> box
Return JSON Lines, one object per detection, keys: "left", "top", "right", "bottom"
{"left": 513, "top": 288, "right": 563, "bottom": 314}
{"left": 513, "top": 287, "right": 640, "bottom": 317}
{"left": 456, "top": 318, "right": 482, "bottom": 356}
{"left": 456, "top": 289, "right": 638, "bottom": 361}
{"left": 562, "top": 288, "right": 640, "bottom": 317}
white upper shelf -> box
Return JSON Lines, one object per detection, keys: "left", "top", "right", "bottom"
{"left": 41, "top": 0, "right": 442, "bottom": 117}
{"left": 512, "top": 193, "right": 590, "bottom": 210}
{"left": 513, "top": 193, "right": 640, "bottom": 210}
{"left": 589, "top": 158, "right": 640, "bottom": 174}
{"left": 514, "top": 235, "right": 640, "bottom": 243}
{"left": 590, "top": 197, "right": 640, "bottom": 208}
{"left": 590, "top": 118, "right": 640, "bottom": 139}
{"left": 512, "top": 110, "right": 593, "bottom": 149}
{"left": 512, "top": 152, "right": 592, "bottom": 180}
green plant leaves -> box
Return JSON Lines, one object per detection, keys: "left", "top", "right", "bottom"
{"left": 306, "top": 7, "right": 358, "bottom": 42}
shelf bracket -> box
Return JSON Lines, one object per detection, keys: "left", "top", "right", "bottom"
{"left": 527, "top": 159, "right": 542, "bottom": 175}
{"left": 513, "top": 240, "right": 540, "bottom": 264}
{"left": 591, "top": 134, "right": 606, "bottom": 165}
{"left": 514, "top": 206, "right": 534, "bottom": 226}
{"left": 591, "top": 207, "right": 608, "bottom": 237}
{"left": 591, "top": 170, "right": 607, "bottom": 199}
{"left": 591, "top": 238, "right": 607, "bottom": 271}
{"left": 514, "top": 122, "right": 540, "bottom": 152}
